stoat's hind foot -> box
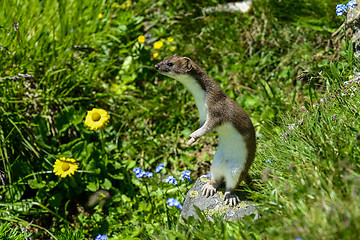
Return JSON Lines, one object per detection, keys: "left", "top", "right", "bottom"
{"left": 224, "top": 191, "right": 240, "bottom": 206}
{"left": 201, "top": 182, "right": 217, "bottom": 198}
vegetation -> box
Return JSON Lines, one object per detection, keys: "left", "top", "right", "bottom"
{"left": 0, "top": 222, "right": 31, "bottom": 240}
{"left": 1, "top": 0, "right": 359, "bottom": 239}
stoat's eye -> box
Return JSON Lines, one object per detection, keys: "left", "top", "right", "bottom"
{"left": 167, "top": 62, "right": 174, "bottom": 67}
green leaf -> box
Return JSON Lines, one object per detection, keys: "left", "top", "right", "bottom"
{"left": 121, "top": 56, "right": 133, "bottom": 73}
{"left": 5, "top": 182, "right": 25, "bottom": 201}
{"left": 71, "top": 141, "right": 85, "bottom": 159}
{"left": 28, "top": 179, "right": 46, "bottom": 189}
{"left": 55, "top": 106, "right": 86, "bottom": 136}
{"left": 181, "top": 128, "right": 192, "bottom": 137}
{"left": 60, "top": 138, "right": 81, "bottom": 152}
{"left": 86, "top": 181, "right": 99, "bottom": 192}
{"left": 108, "top": 172, "right": 124, "bottom": 180}
{"left": 329, "top": 62, "right": 342, "bottom": 83}
{"left": 101, "top": 178, "right": 112, "bottom": 190}
{"left": 347, "top": 41, "right": 353, "bottom": 67}
{"left": 260, "top": 106, "right": 275, "bottom": 120}
{"left": 86, "top": 159, "right": 100, "bottom": 173}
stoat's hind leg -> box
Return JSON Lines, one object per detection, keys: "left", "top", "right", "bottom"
{"left": 202, "top": 177, "right": 222, "bottom": 198}
{"left": 223, "top": 165, "right": 247, "bottom": 206}
{"left": 223, "top": 173, "right": 240, "bottom": 206}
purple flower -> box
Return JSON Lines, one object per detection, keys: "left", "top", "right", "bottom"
{"left": 181, "top": 170, "right": 191, "bottom": 181}
{"left": 155, "top": 163, "right": 164, "bottom": 173}
{"left": 166, "top": 198, "right": 183, "bottom": 210}
{"left": 95, "top": 234, "right": 108, "bottom": 240}
{"left": 336, "top": 4, "right": 347, "bottom": 16}
{"left": 165, "top": 176, "right": 178, "bottom": 185}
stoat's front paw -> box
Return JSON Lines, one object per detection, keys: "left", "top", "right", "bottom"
{"left": 188, "top": 132, "right": 199, "bottom": 145}
{"left": 187, "top": 137, "right": 197, "bottom": 145}
{"left": 224, "top": 191, "right": 240, "bottom": 206}
{"left": 201, "top": 183, "right": 217, "bottom": 198}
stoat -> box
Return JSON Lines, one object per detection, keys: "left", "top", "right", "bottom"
{"left": 155, "top": 54, "right": 256, "bottom": 206}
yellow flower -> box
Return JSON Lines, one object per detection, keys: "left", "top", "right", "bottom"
{"left": 153, "top": 52, "right": 159, "bottom": 58}
{"left": 98, "top": 13, "right": 103, "bottom": 19}
{"left": 153, "top": 41, "right": 163, "bottom": 49}
{"left": 111, "top": 3, "right": 120, "bottom": 8}
{"left": 121, "top": 0, "right": 132, "bottom": 9}
{"left": 169, "top": 46, "right": 176, "bottom": 52}
{"left": 84, "top": 108, "right": 110, "bottom": 130}
{"left": 53, "top": 157, "right": 78, "bottom": 178}
{"left": 167, "top": 37, "right": 174, "bottom": 42}
{"left": 138, "top": 35, "right": 145, "bottom": 43}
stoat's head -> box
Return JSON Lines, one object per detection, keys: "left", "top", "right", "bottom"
{"left": 155, "top": 54, "right": 192, "bottom": 78}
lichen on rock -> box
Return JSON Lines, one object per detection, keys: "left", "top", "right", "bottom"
{"left": 180, "top": 175, "right": 258, "bottom": 222}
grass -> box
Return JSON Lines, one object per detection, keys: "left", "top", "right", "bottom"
{"left": 1, "top": 0, "right": 359, "bottom": 239}
{"left": 0, "top": 222, "right": 31, "bottom": 240}
{"left": 255, "top": 59, "right": 360, "bottom": 239}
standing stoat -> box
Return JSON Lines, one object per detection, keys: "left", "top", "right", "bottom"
{"left": 155, "top": 54, "right": 256, "bottom": 206}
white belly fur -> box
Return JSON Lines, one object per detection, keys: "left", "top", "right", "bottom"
{"left": 173, "top": 74, "right": 207, "bottom": 125}
{"left": 212, "top": 122, "right": 247, "bottom": 189}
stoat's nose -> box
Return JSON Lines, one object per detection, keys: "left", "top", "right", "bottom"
{"left": 155, "top": 64, "right": 159, "bottom": 70}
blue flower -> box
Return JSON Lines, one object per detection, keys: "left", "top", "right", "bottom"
{"left": 346, "top": 0, "right": 358, "bottom": 9}
{"left": 266, "top": 158, "right": 273, "bottom": 166}
{"left": 336, "top": 4, "right": 347, "bottom": 16}
{"left": 165, "top": 176, "right": 178, "bottom": 185}
{"left": 166, "top": 198, "right": 183, "bottom": 210}
{"left": 133, "top": 167, "right": 142, "bottom": 174}
{"left": 95, "top": 234, "right": 108, "bottom": 240}
{"left": 133, "top": 167, "right": 146, "bottom": 178}
{"left": 155, "top": 163, "right": 164, "bottom": 173}
{"left": 181, "top": 170, "right": 191, "bottom": 181}
{"left": 133, "top": 168, "right": 153, "bottom": 179}
{"left": 136, "top": 170, "right": 146, "bottom": 179}
{"left": 145, "top": 171, "right": 153, "bottom": 178}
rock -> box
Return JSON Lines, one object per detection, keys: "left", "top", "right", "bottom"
{"left": 346, "top": 5, "right": 360, "bottom": 57}
{"left": 180, "top": 175, "right": 258, "bottom": 221}
{"left": 203, "top": 1, "right": 252, "bottom": 14}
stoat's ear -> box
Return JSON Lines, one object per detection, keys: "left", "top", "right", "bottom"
{"left": 183, "top": 57, "right": 192, "bottom": 72}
